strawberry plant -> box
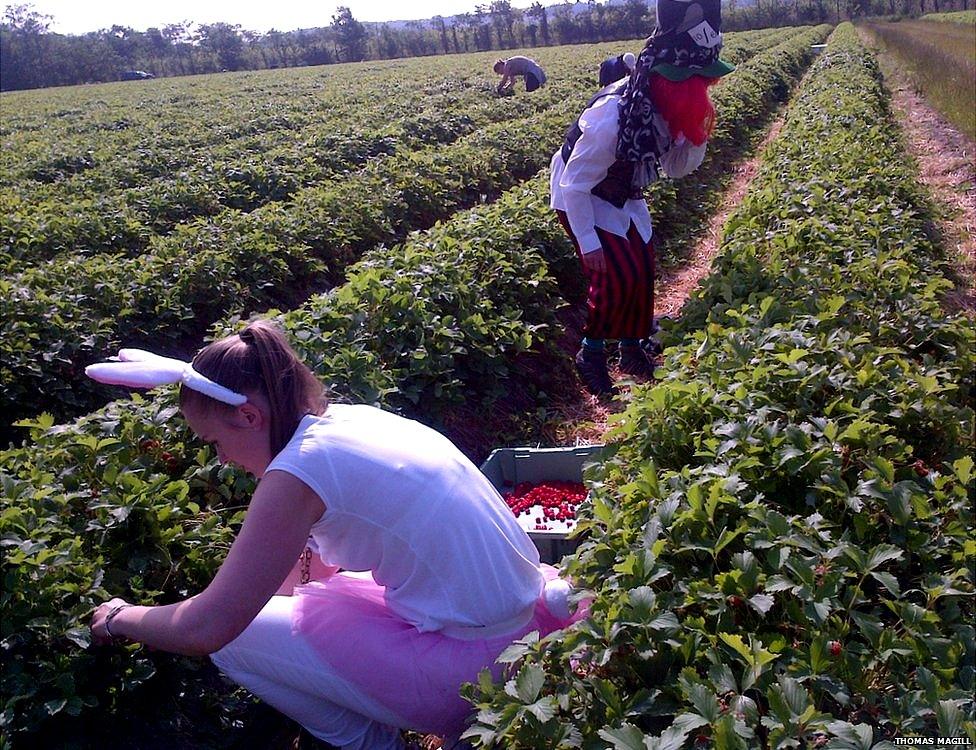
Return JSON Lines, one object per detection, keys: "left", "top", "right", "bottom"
{"left": 462, "top": 24, "right": 974, "bottom": 747}
{"left": 0, "top": 27, "right": 817, "bottom": 747}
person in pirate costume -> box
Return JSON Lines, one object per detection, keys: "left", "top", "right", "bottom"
{"left": 550, "top": 0, "right": 734, "bottom": 396}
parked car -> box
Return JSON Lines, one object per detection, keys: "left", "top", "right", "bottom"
{"left": 120, "top": 70, "right": 155, "bottom": 81}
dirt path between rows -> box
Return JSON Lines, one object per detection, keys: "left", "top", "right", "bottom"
{"left": 540, "top": 114, "right": 789, "bottom": 447}
{"left": 859, "top": 29, "right": 976, "bottom": 317}
{"left": 654, "top": 118, "right": 785, "bottom": 319}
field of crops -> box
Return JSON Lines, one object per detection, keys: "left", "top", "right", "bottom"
{"left": 2, "top": 22, "right": 973, "bottom": 749}
{"left": 859, "top": 14, "right": 976, "bottom": 141}
{"left": 0, "top": 26, "right": 795, "bottom": 436}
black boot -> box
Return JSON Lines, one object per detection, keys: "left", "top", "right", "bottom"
{"left": 618, "top": 344, "right": 658, "bottom": 380}
{"left": 575, "top": 347, "right": 615, "bottom": 396}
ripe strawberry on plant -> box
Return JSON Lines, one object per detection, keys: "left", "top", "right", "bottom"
{"left": 139, "top": 438, "right": 161, "bottom": 454}
{"left": 160, "top": 451, "right": 180, "bottom": 473}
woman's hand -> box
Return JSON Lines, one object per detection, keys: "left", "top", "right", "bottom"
{"left": 91, "top": 598, "right": 132, "bottom": 646}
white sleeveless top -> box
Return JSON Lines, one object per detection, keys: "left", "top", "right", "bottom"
{"left": 266, "top": 405, "right": 544, "bottom": 633}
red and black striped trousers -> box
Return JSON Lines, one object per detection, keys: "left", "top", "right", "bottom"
{"left": 556, "top": 210, "right": 656, "bottom": 340}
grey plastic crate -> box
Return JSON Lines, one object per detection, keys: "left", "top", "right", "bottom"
{"left": 480, "top": 445, "right": 603, "bottom": 563}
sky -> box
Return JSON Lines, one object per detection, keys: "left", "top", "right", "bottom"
{"left": 22, "top": 0, "right": 543, "bottom": 35}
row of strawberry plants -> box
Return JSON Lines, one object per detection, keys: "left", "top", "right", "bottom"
{"left": 0, "top": 54, "right": 523, "bottom": 184}
{"left": 645, "top": 24, "right": 829, "bottom": 262}
{"left": 0, "top": 27, "right": 798, "bottom": 436}
{"left": 0, "top": 29, "right": 783, "bottom": 184}
{"left": 2, "top": 28, "right": 781, "bottom": 189}
{"left": 0, "top": 95, "right": 593, "bottom": 434}
{"left": 228, "top": 24, "right": 827, "bottom": 428}
{"left": 463, "top": 24, "right": 975, "bottom": 747}
{"left": 0, "top": 26, "right": 826, "bottom": 746}
{"left": 1, "top": 69, "right": 577, "bottom": 268}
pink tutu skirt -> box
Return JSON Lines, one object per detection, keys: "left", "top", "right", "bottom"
{"left": 292, "top": 565, "right": 584, "bottom": 736}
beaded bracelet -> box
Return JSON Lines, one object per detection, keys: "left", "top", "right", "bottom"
{"left": 299, "top": 547, "right": 312, "bottom": 585}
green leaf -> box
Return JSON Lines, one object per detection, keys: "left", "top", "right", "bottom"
{"left": 43, "top": 698, "right": 67, "bottom": 716}
{"left": 915, "top": 667, "right": 940, "bottom": 704}
{"left": 655, "top": 722, "right": 697, "bottom": 750}
{"left": 497, "top": 640, "right": 534, "bottom": 665}
{"left": 514, "top": 663, "right": 545, "bottom": 704}
{"left": 525, "top": 696, "right": 557, "bottom": 723}
{"left": 598, "top": 723, "right": 648, "bottom": 750}
{"left": 869, "top": 571, "right": 901, "bottom": 597}
{"left": 936, "top": 699, "right": 964, "bottom": 738}
{"left": 850, "top": 611, "right": 884, "bottom": 643}
{"left": 885, "top": 482, "right": 915, "bottom": 525}
{"left": 64, "top": 626, "right": 91, "bottom": 649}
{"left": 615, "top": 554, "right": 638, "bottom": 575}
{"left": 777, "top": 675, "right": 809, "bottom": 717}
{"left": 748, "top": 593, "right": 775, "bottom": 615}
{"left": 648, "top": 611, "right": 681, "bottom": 634}
{"left": 953, "top": 455, "right": 974, "bottom": 485}
{"left": 871, "top": 456, "right": 894, "bottom": 484}
{"left": 671, "top": 713, "right": 710, "bottom": 735}
{"left": 593, "top": 495, "right": 613, "bottom": 523}
{"left": 810, "top": 637, "right": 828, "bottom": 674}
{"left": 865, "top": 544, "right": 903, "bottom": 571}
{"left": 713, "top": 713, "right": 748, "bottom": 750}
{"left": 629, "top": 586, "right": 656, "bottom": 617}
{"left": 766, "top": 510, "right": 791, "bottom": 537}
{"left": 825, "top": 720, "right": 873, "bottom": 750}
{"left": 805, "top": 599, "right": 831, "bottom": 625}
{"left": 708, "top": 663, "right": 738, "bottom": 694}
{"left": 720, "top": 632, "right": 753, "bottom": 663}
{"left": 715, "top": 526, "right": 744, "bottom": 557}
{"left": 687, "top": 683, "right": 721, "bottom": 722}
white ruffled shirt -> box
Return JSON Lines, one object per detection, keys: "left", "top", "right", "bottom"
{"left": 550, "top": 91, "right": 707, "bottom": 254}
{"left": 266, "top": 405, "right": 544, "bottom": 634}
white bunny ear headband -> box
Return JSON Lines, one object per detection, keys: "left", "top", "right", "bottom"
{"left": 85, "top": 349, "right": 247, "bottom": 406}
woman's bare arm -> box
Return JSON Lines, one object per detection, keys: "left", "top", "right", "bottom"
{"left": 91, "top": 470, "right": 325, "bottom": 655}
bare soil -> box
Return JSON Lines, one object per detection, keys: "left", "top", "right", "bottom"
{"left": 654, "top": 118, "right": 785, "bottom": 319}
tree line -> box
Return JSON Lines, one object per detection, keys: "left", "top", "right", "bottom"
{"left": 1, "top": 0, "right": 972, "bottom": 91}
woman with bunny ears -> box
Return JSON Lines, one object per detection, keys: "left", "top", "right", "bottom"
{"left": 87, "top": 320, "right": 582, "bottom": 750}
{"left": 551, "top": 0, "right": 734, "bottom": 397}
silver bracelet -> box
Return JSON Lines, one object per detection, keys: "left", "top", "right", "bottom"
{"left": 104, "top": 603, "right": 132, "bottom": 641}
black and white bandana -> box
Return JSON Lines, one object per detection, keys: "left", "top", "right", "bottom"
{"left": 614, "top": 46, "right": 669, "bottom": 190}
